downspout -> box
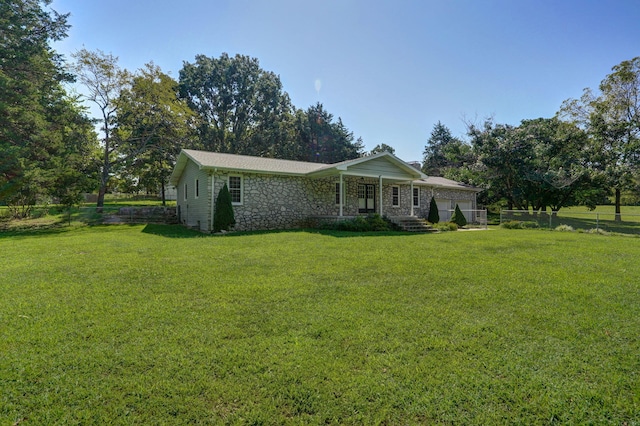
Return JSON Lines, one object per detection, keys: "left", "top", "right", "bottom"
{"left": 339, "top": 172, "right": 344, "bottom": 217}
{"left": 214, "top": 173, "right": 216, "bottom": 232}
{"left": 210, "top": 169, "right": 217, "bottom": 232}
{"left": 379, "top": 175, "right": 383, "bottom": 216}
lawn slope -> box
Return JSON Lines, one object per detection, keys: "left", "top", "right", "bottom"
{"left": 1, "top": 226, "right": 639, "bottom": 424}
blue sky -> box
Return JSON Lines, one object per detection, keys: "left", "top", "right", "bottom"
{"left": 50, "top": 0, "right": 640, "bottom": 162}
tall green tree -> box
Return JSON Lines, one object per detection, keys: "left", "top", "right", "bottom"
{"left": 71, "top": 48, "right": 130, "bottom": 209}
{"left": 294, "top": 103, "right": 364, "bottom": 163}
{"left": 116, "top": 63, "right": 197, "bottom": 204}
{"left": 423, "top": 122, "right": 473, "bottom": 177}
{"left": 514, "top": 117, "right": 593, "bottom": 212}
{"left": 559, "top": 57, "right": 640, "bottom": 220}
{"left": 0, "top": 0, "right": 96, "bottom": 216}
{"left": 468, "top": 118, "right": 592, "bottom": 212}
{"left": 178, "top": 53, "right": 293, "bottom": 157}
{"left": 369, "top": 143, "right": 395, "bottom": 155}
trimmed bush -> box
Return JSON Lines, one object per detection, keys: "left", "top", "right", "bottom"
{"left": 501, "top": 220, "right": 540, "bottom": 229}
{"left": 450, "top": 204, "right": 467, "bottom": 227}
{"left": 213, "top": 183, "right": 235, "bottom": 232}
{"left": 555, "top": 224, "right": 574, "bottom": 232}
{"left": 585, "top": 228, "right": 609, "bottom": 235}
{"left": 427, "top": 196, "right": 439, "bottom": 224}
{"left": 321, "top": 214, "right": 397, "bottom": 232}
{"left": 436, "top": 222, "right": 458, "bottom": 232}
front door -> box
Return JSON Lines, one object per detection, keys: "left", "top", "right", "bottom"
{"left": 358, "top": 184, "right": 376, "bottom": 213}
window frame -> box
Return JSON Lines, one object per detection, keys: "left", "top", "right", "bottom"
{"left": 391, "top": 185, "right": 400, "bottom": 207}
{"left": 228, "top": 175, "right": 243, "bottom": 205}
{"left": 413, "top": 187, "right": 420, "bottom": 208}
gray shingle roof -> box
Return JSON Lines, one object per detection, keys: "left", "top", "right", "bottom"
{"left": 171, "top": 149, "right": 480, "bottom": 193}
{"left": 183, "top": 149, "right": 329, "bottom": 175}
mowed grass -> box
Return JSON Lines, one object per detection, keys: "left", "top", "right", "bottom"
{"left": 1, "top": 226, "right": 639, "bottom": 425}
{"left": 501, "top": 205, "right": 640, "bottom": 234}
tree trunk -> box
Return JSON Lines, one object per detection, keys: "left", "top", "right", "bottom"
{"left": 96, "top": 124, "right": 111, "bottom": 212}
{"left": 96, "top": 155, "right": 110, "bottom": 211}
{"left": 615, "top": 188, "right": 622, "bottom": 222}
{"left": 161, "top": 182, "right": 166, "bottom": 206}
{"left": 96, "top": 181, "right": 107, "bottom": 212}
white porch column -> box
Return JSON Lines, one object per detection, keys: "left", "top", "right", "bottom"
{"left": 339, "top": 172, "right": 344, "bottom": 217}
{"left": 379, "top": 175, "right": 383, "bottom": 216}
{"left": 410, "top": 180, "right": 414, "bottom": 217}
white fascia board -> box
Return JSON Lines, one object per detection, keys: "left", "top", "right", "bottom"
{"left": 199, "top": 165, "right": 307, "bottom": 177}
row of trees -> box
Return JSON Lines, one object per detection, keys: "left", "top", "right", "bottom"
{"left": 2, "top": 1, "right": 366, "bottom": 214}
{"left": 4, "top": 2, "right": 637, "bottom": 219}
{"left": 71, "top": 50, "right": 366, "bottom": 209}
{"left": 423, "top": 56, "right": 640, "bottom": 219}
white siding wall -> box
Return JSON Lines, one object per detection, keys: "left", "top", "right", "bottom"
{"left": 176, "top": 161, "right": 211, "bottom": 231}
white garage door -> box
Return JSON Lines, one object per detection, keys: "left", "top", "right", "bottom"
{"left": 456, "top": 201, "right": 473, "bottom": 222}
{"left": 436, "top": 199, "right": 451, "bottom": 221}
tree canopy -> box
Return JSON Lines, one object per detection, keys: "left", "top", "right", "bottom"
{"left": 423, "top": 122, "right": 472, "bottom": 177}
{"left": 559, "top": 57, "right": 640, "bottom": 219}
{"left": 0, "top": 0, "right": 96, "bottom": 216}
{"left": 179, "top": 54, "right": 363, "bottom": 163}
{"left": 6, "top": 2, "right": 638, "bottom": 219}
{"left": 178, "top": 53, "right": 293, "bottom": 156}
{"left": 116, "top": 63, "right": 197, "bottom": 204}
{"left": 467, "top": 117, "right": 594, "bottom": 212}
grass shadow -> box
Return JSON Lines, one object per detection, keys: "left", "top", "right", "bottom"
{"left": 141, "top": 224, "right": 429, "bottom": 239}
{"left": 0, "top": 221, "right": 82, "bottom": 239}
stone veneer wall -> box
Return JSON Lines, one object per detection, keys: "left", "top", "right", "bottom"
{"left": 206, "top": 171, "right": 478, "bottom": 232}
{"left": 211, "top": 172, "right": 341, "bottom": 231}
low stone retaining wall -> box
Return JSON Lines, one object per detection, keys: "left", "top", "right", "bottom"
{"left": 103, "top": 207, "right": 177, "bottom": 224}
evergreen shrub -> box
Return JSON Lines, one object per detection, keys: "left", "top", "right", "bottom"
{"left": 450, "top": 204, "right": 467, "bottom": 227}
{"left": 427, "top": 196, "right": 439, "bottom": 224}
{"left": 213, "top": 183, "right": 235, "bottom": 232}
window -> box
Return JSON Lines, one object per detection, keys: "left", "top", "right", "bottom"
{"left": 184, "top": 183, "right": 188, "bottom": 201}
{"left": 413, "top": 187, "right": 420, "bottom": 207}
{"left": 228, "top": 175, "right": 242, "bottom": 204}
{"left": 195, "top": 179, "right": 199, "bottom": 198}
{"left": 335, "top": 182, "right": 345, "bottom": 205}
{"left": 392, "top": 186, "right": 400, "bottom": 207}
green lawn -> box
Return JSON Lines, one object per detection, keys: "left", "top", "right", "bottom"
{"left": 1, "top": 225, "right": 639, "bottom": 424}
{"left": 501, "top": 205, "right": 640, "bottom": 234}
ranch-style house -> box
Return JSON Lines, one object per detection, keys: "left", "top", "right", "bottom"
{"left": 169, "top": 149, "right": 482, "bottom": 232}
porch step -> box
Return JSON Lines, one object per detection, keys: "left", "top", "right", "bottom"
{"left": 390, "top": 216, "right": 435, "bottom": 233}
